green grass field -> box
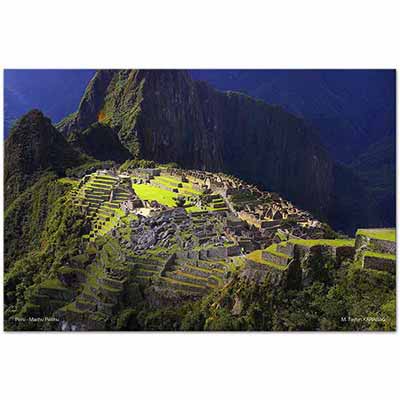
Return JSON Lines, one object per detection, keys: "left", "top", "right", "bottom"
{"left": 133, "top": 183, "right": 181, "bottom": 207}
{"left": 288, "top": 239, "right": 355, "bottom": 247}
{"left": 133, "top": 183, "right": 203, "bottom": 212}
{"left": 357, "top": 229, "right": 396, "bottom": 242}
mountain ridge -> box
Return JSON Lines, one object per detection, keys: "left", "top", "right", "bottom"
{"left": 58, "top": 70, "right": 337, "bottom": 221}
{"left": 190, "top": 69, "right": 396, "bottom": 163}
{"left": 56, "top": 69, "right": 380, "bottom": 233}
{"left": 4, "top": 109, "right": 86, "bottom": 207}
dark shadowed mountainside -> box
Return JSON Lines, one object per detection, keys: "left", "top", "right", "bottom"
{"left": 67, "top": 122, "right": 131, "bottom": 163}
{"left": 190, "top": 69, "right": 396, "bottom": 164}
{"left": 57, "top": 69, "right": 379, "bottom": 233}
{"left": 4, "top": 110, "right": 86, "bottom": 207}
{"left": 350, "top": 135, "right": 396, "bottom": 225}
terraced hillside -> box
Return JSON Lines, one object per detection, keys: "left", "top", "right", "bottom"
{"left": 71, "top": 172, "right": 138, "bottom": 241}
{"left": 245, "top": 231, "right": 395, "bottom": 288}
{"left": 5, "top": 163, "right": 396, "bottom": 332}
{"left": 355, "top": 228, "right": 396, "bottom": 272}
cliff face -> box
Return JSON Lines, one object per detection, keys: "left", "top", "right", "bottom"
{"left": 57, "top": 69, "right": 378, "bottom": 231}
{"left": 194, "top": 82, "right": 334, "bottom": 217}
{"left": 58, "top": 70, "right": 225, "bottom": 169}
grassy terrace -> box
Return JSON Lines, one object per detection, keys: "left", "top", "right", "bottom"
{"left": 133, "top": 183, "right": 178, "bottom": 207}
{"left": 357, "top": 229, "right": 396, "bottom": 242}
{"left": 132, "top": 182, "right": 206, "bottom": 212}
{"left": 288, "top": 239, "right": 355, "bottom": 247}
{"left": 266, "top": 243, "right": 291, "bottom": 258}
{"left": 364, "top": 251, "right": 396, "bottom": 260}
{"left": 246, "top": 249, "right": 287, "bottom": 270}
{"left": 154, "top": 175, "right": 201, "bottom": 195}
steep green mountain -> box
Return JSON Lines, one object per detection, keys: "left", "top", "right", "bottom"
{"left": 4, "top": 182, "right": 88, "bottom": 330}
{"left": 4, "top": 110, "right": 86, "bottom": 207}
{"left": 4, "top": 173, "right": 75, "bottom": 271}
{"left": 350, "top": 136, "right": 396, "bottom": 225}
{"left": 67, "top": 122, "right": 131, "bottom": 162}
{"left": 58, "top": 69, "right": 377, "bottom": 232}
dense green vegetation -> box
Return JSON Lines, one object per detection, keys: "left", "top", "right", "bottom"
{"left": 4, "top": 168, "right": 396, "bottom": 331}
{"left": 351, "top": 135, "right": 395, "bottom": 228}
{"left": 4, "top": 106, "right": 396, "bottom": 332}
{"left": 68, "top": 122, "right": 131, "bottom": 162}
{"left": 114, "top": 253, "right": 395, "bottom": 331}
{"left": 119, "top": 158, "right": 156, "bottom": 171}
{"left": 65, "top": 160, "right": 117, "bottom": 177}
{"left": 4, "top": 183, "right": 88, "bottom": 331}
{"left": 56, "top": 69, "right": 390, "bottom": 234}
{"left": 4, "top": 110, "right": 87, "bottom": 207}
{"left": 4, "top": 173, "right": 72, "bottom": 271}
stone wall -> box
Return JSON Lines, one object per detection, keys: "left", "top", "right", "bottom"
{"left": 363, "top": 255, "right": 395, "bottom": 273}
{"left": 277, "top": 242, "right": 295, "bottom": 257}
{"left": 176, "top": 246, "right": 232, "bottom": 260}
{"left": 336, "top": 246, "right": 355, "bottom": 262}
{"left": 227, "top": 245, "right": 241, "bottom": 256}
{"left": 260, "top": 220, "right": 282, "bottom": 229}
{"left": 205, "top": 247, "right": 228, "bottom": 259}
{"left": 369, "top": 238, "right": 396, "bottom": 255}
{"left": 243, "top": 257, "right": 301, "bottom": 288}
{"left": 262, "top": 251, "right": 288, "bottom": 266}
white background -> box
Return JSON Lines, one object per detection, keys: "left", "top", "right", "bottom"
{"left": 0, "top": 1, "right": 399, "bottom": 399}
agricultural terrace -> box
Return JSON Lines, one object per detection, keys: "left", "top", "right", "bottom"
{"left": 132, "top": 173, "right": 221, "bottom": 212}
{"left": 288, "top": 239, "right": 355, "bottom": 247}
{"left": 356, "top": 229, "right": 396, "bottom": 242}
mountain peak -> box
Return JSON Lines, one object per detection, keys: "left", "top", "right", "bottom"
{"left": 56, "top": 69, "right": 378, "bottom": 232}
{"left": 5, "top": 109, "right": 83, "bottom": 206}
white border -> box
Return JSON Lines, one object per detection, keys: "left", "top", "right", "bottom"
{"left": 0, "top": 1, "right": 399, "bottom": 399}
